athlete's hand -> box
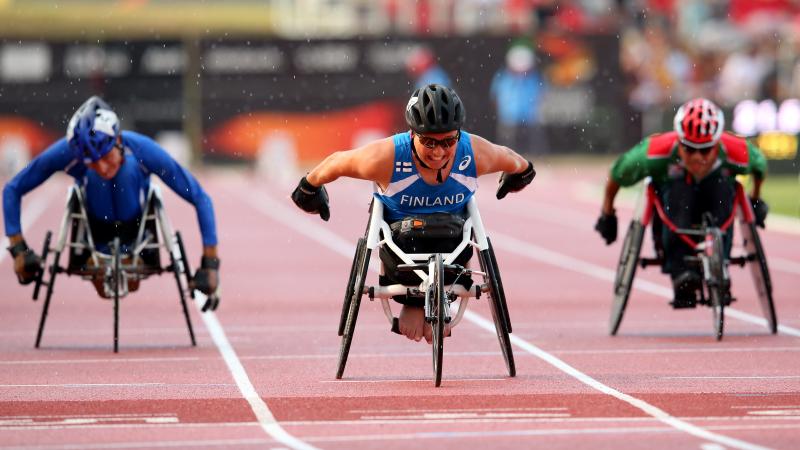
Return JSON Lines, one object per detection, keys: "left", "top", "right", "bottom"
{"left": 751, "top": 198, "right": 768, "bottom": 228}
{"left": 191, "top": 256, "right": 220, "bottom": 311}
{"left": 496, "top": 161, "right": 536, "bottom": 200}
{"left": 291, "top": 176, "right": 330, "bottom": 221}
{"left": 594, "top": 212, "right": 617, "bottom": 245}
{"left": 8, "top": 240, "right": 42, "bottom": 285}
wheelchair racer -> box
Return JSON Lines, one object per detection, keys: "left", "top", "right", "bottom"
{"left": 291, "top": 83, "right": 536, "bottom": 342}
{"left": 594, "top": 98, "right": 768, "bottom": 308}
{"left": 3, "top": 96, "right": 221, "bottom": 310}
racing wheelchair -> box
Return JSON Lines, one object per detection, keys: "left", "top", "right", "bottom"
{"left": 610, "top": 179, "right": 775, "bottom": 340}
{"left": 337, "top": 196, "right": 514, "bottom": 387}
{"left": 31, "top": 184, "right": 211, "bottom": 352}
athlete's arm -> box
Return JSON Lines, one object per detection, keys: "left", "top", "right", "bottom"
{"left": 3, "top": 139, "right": 74, "bottom": 242}
{"left": 126, "top": 132, "right": 217, "bottom": 250}
{"left": 746, "top": 141, "right": 767, "bottom": 199}
{"left": 471, "top": 134, "right": 529, "bottom": 177}
{"left": 305, "top": 137, "right": 396, "bottom": 188}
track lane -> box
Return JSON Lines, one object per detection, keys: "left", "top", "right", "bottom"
{"left": 1, "top": 166, "right": 798, "bottom": 450}
{"left": 226, "top": 174, "right": 794, "bottom": 450}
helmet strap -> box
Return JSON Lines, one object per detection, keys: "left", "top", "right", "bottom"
{"left": 411, "top": 141, "right": 449, "bottom": 183}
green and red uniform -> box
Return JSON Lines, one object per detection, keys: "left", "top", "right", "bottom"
{"left": 610, "top": 131, "right": 767, "bottom": 275}
{"left": 610, "top": 131, "right": 767, "bottom": 187}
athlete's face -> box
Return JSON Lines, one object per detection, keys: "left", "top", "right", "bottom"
{"left": 88, "top": 142, "right": 123, "bottom": 180}
{"left": 678, "top": 143, "right": 718, "bottom": 179}
{"left": 413, "top": 130, "right": 460, "bottom": 169}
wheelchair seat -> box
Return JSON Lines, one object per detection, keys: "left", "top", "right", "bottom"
{"left": 378, "top": 211, "right": 474, "bottom": 304}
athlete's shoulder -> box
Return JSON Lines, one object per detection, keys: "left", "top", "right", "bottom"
{"left": 121, "top": 130, "right": 159, "bottom": 152}
{"left": 645, "top": 131, "right": 678, "bottom": 159}
{"left": 719, "top": 131, "right": 749, "bottom": 166}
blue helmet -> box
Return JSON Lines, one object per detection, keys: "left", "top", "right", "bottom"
{"left": 66, "top": 96, "right": 120, "bottom": 163}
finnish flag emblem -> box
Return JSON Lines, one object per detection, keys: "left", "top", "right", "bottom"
{"left": 396, "top": 161, "right": 412, "bottom": 173}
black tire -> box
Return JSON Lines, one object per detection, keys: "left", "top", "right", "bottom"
{"left": 486, "top": 238, "right": 511, "bottom": 333}
{"left": 176, "top": 231, "right": 194, "bottom": 300}
{"left": 336, "top": 245, "right": 371, "bottom": 379}
{"left": 479, "top": 247, "right": 516, "bottom": 377}
{"left": 32, "top": 231, "right": 52, "bottom": 301}
{"left": 609, "top": 221, "right": 645, "bottom": 336}
{"left": 431, "top": 253, "right": 445, "bottom": 387}
{"left": 742, "top": 222, "right": 777, "bottom": 334}
{"left": 706, "top": 228, "right": 726, "bottom": 341}
{"left": 173, "top": 231, "right": 196, "bottom": 346}
{"left": 112, "top": 237, "right": 121, "bottom": 353}
{"left": 339, "top": 238, "right": 366, "bottom": 337}
{"left": 35, "top": 249, "right": 61, "bottom": 349}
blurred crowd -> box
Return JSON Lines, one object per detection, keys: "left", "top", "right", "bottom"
{"left": 380, "top": 0, "right": 800, "bottom": 135}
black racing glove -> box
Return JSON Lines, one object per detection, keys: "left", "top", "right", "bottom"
{"left": 291, "top": 176, "right": 330, "bottom": 221}
{"left": 192, "top": 256, "right": 220, "bottom": 311}
{"left": 8, "top": 240, "right": 42, "bottom": 285}
{"left": 496, "top": 161, "right": 536, "bottom": 200}
{"left": 594, "top": 212, "right": 618, "bottom": 245}
{"left": 751, "top": 198, "right": 768, "bottom": 228}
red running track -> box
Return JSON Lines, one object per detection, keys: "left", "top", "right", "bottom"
{"left": 0, "top": 163, "right": 799, "bottom": 450}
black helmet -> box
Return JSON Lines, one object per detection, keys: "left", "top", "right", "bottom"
{"left": 404, "top": 84, "right": 466, "bottom": 134}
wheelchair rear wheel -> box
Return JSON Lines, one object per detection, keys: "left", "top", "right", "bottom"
{"left": 429, "top": 253, "right": 446, "bottom": 387}
{"left": 339, "top": 237, "right": 366, "bottom": 337}
{"left": 741, "top": 222, "right": 776, "bottom": 334}
{"left": 705, "top": 229, "right": 726, "bottom": 341}
{"left": 32, "top": 231, "right": 52, "bottom": 301}
{"left": 486, "top": 238, "right": 511, "bottom": 333}
{"left": 35, "top": 239, "right": 61, "bottom": 349}
{"left": 112, "top": 237, "right": 121, "bottom": 353}
{"left": 479, "top": 243, "right": 516, "bottom": 377}
{"left": 173, "top": 231, "right": 197, "bottom": 346}
{"left": 336, "top": 240, "right": 371, "bottom": 379}
{"left": 609, "top": 220, "right": 645, "bottom": 336}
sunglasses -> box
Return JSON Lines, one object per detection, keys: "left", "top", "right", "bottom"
{"left": 683, "top": 144, "right": 715, "bottom": 155}
{"left": 414, "top": 131, "right": 460, "bottom": 149}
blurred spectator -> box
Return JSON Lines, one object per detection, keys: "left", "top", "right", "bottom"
{"left": 717, "top": 42, "right": 774, "bottom": 107}
{"left": 490, "top": 43, "right": 549, "bottom": 154}
{"left": 405, "top": 46, "right": 451, "bottom": 90}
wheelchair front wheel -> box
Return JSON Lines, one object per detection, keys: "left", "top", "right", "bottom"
{"left": 429, "top": 253, "right": 445, "bottom": 387}
{"left": 479, "top": 245, "right": 516, "bottom": 378}
{"left": 336, "top": 242, "right": 371, "bottom": 379}
{"left": 742, "top": 222, "right": 776, "bottom": 334}
{"left": 609, "top": 220, "right": 645, "bottom": 336}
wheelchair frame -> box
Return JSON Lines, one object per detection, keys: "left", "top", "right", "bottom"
{"left": 609, "top": 179, "right": 775, "bottom": 340}
{"left": 32, "top": 184, "right": 198, "bottom": 352}
{"left": 337, "top": 196, "right": 515, "bottom": 386}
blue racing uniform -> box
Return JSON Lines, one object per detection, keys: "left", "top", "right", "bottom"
{"left": 3, "top": 130, "right": 217, "bottom": 248}
{"left": 375, "top": 131, "right": 478, "bottom": 221}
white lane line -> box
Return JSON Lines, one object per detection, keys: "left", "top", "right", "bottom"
{"left": 662, "top": 376, "right": 800, "bottom": 380}
{"left": 490, "top": 231, "right": 800, "bottom": 338}
{"left": 350, "top": 407, "right": 569, "bottom": 413}
{"left": 245, "top": 189, "right": 772, "bottom": 450}
{"left": 0, "top": 182, "right": 61, "bottom": 266}
{"left": 3, "top": 415, "right": 799, "bottom": 432}
{"left": 0, "top": 438, "right": 272, "bottom": 450}
{"left": 0, "top": 383, "right": 234, "bottom": 388}
{"left": 770, "top": 257, "right": 800, "bottom": 275}
{"left": 701, "top": 444, "right": 727, "bottom": 450}
{"left": 296, "top": 423, "right": 796, "bottom": 443}
{"left": 191, "top": 294, "right": 318, "bottom": 450}
{"left": 319, "top": 378, "right": 508, "bottom": 383}
{"left": 0, "top": 357, "right": 202, "bottom": 365}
